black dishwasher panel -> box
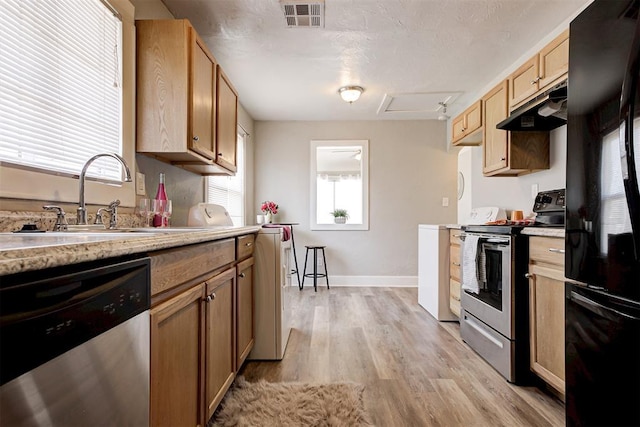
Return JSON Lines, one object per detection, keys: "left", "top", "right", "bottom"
{"left": 0, "top": 256, "right": 150, "bottom": 386}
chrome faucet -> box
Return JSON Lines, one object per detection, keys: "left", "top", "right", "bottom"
{"left": 77, "top": 153, "right": 132, "bottom": 225}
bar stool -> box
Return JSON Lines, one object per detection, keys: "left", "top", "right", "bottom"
{"left": 302, "top": 245, "right": 329, "bottom": 292}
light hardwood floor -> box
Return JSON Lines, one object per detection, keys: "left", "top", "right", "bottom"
{"left": 239, "top": 287, "right": 565, "bottom": 427}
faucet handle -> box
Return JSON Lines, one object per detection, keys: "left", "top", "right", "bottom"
{"left": 107, "top": 200, "right": 121, "bottom": 229}
{"left": 43, "top": 205, "right": 68, "bottom": 231}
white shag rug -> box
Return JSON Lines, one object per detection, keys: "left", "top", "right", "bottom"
{"left": 210, "top": 377, "right": 371, "bottom": 427}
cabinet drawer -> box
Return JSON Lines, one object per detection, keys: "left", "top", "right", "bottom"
{"left": 530, "top": 236, "right": 564, "bottom": 266}
{"left": 150, "top": 239, "right": 235, "bottom": 296}
{"left": 236, "top": 234, "right": 255, "bottom": 260}
{"left": 449, "top": 229, "right": 463, "bottom": 245}
{"left": 450, "top": 279, "right": 461, "bottom": 301}
{"left": 450, "top": 246, "right": 461, "bottom": 282}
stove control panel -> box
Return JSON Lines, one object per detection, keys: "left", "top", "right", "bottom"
{"left": 533, "top": 189, "right": 565, "bottom": 213}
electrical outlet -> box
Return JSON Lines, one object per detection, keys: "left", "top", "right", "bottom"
{"left": 531, "top": 183, "right": 539, "bottom": 198}
{"left": 136, "top": 172, "right": 146, "bottom": 196}
{"left": 442, "top": 197, "right": 449, "bottom": 207}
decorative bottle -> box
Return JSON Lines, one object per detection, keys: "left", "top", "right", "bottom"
{"left": 153, "top": 173, "right": 168, "bottom": 227}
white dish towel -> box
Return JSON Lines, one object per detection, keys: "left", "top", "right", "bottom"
{"left": 462, "top": 235, "right": 480, "bottom": 294}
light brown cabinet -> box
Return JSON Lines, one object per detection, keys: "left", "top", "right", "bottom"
{"left": 509, "top": 30, "right": 569, "bottom": 109}
{"left": 451, "top": 100, "right": 482, "bottom": 146}
{"left": 215, "top": 67, "right": 238, "bottom": 173}
{"left": 449, "top": 229, "right": 462, "bottom": 318}
{"left": 204, "top": 268, "right": 236, "bottom": 420}
{"left": 150, "top": 284, "right": 204, "bottom": 427}
{"left": 482, "top": 81, "right": 510, "bottom": 174}
{"left": 236, "top": 257, "right": 254, "bottom": 368}
{"left": 148, "top": 234, "right": 257, "bottom": 426}
{"left": 527, "top": 236, "right": 565, "bottom": 396}
{"left": 136, "top": 19, "right": 236, "bottom": 175}
{"left": 482, "top": 80, "right": 550, "bottom": 177}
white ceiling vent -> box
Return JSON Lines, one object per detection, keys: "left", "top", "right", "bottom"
{"left": 280, "top": 0, "right": 324, "bottom": 28}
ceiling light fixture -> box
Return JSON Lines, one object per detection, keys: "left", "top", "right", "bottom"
{"left": 437, "top": 102, "right": 450, "bottom": 121}
{"left": 339, "top": 86, "right": 364, "bottom": 103}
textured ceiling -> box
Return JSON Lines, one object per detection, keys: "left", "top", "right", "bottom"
{"left": 161, "top": 0, "right": 590, "bottom": 121}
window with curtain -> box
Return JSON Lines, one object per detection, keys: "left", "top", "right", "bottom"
{"left": 207, "top": 132, "right": 245, "bottom": 226}
{"left": 0, "top": 0, "right": 124, "bottom": 181}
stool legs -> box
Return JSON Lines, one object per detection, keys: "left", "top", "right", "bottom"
{"left": 321, "top": 248, "right": 329, "bottom": 289}
{"left": 302, "top": 246, "right": 329, "bottom": 292}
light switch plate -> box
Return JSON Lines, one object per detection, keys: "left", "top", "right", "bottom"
{"left": 136, "top": 172, "right": 146, "bottom": 196}
{"left": 442, "top": 197, "right": 449, "bottom": 207}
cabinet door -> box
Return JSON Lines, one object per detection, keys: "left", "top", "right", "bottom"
{"left": 150, "top": 284, "right": 204, "bottom": 427}
{"left": 482, "top": 81, "right": 509, "bottom": 174}
{"left": 538, "top": 29, "right": 569, "bottom": 90}
{"left": 189, "top": 31, "right": 216, "bottom": 160}
{"left": 236, "top": 257, "right": 254, "bottom": 369}
{"left": 215, "top": 67, "right": 238, "bottom": 173}
{"left": 204, "top": 268, "right": 236, "bottom": 420}
{"left": 451, "top": 114, "right": 466, "bottom": 142}
{"left": 509, "top": 56, "right": 539, "bottom": 108}
{"left": 528, "top": 264, "right": 565, "bottom": 394}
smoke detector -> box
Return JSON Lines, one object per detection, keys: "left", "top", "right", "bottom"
{"left": 280, "top": 0, "right": 324, "bottom": 28}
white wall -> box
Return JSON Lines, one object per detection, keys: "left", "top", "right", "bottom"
{"left": 254, "top": 120, "right": 458, "bottom": 284}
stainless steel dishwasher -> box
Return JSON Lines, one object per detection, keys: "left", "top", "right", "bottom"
{"left": 0, "top": 256, "right": 151, "bottom": 426}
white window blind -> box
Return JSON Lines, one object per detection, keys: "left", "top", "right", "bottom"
{"left": 0, "top": 0, "right": 124, "bottom": 181}
{"left": 207, "top": 133, "right": 245, "bottom": 226}
{"left": 599, "top": 121, "right": 638, "bottom": 254}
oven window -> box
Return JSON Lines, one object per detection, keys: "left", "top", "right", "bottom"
{"left": 468, "top": 245, "right": 503, "bottom": 311}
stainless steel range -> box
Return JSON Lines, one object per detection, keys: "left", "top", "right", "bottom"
{"left": 459, "top": 225, "right": 530, "bottom": 384}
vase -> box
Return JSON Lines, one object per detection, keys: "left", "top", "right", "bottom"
{"left": 265, "top": 212, "right": 273, "bottom": 224}
{"left": 334, "top": 217, "right": 346, "bottom": 224}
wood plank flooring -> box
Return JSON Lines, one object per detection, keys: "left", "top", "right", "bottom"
{"left": 238, "top": 287, "right": 565, "bottom": 426}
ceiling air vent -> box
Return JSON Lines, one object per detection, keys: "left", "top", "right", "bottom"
{"left": 280, "top": 0, "right": 324, "bottom": 28}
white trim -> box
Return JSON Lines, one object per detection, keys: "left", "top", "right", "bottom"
{"left": 298, "top": 275, "right": 417, "bottom": 287}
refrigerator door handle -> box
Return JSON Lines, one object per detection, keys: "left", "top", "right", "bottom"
{"left": 571, "top": 290, "right": 640, "bottom": 321}
{"left": 619, "top": 15, "right": 640, "bottom": 260}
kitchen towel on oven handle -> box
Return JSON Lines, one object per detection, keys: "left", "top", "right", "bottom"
{"left": 462, "top": 235, "right": 481, "bottom": 294}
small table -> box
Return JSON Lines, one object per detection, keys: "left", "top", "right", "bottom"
{"left": 272, "top": 223, "right": 301, "bottom": 289}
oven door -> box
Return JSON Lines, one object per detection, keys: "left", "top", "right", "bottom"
{"left": 461, "top": 235, "right": 513, "bottom": 339}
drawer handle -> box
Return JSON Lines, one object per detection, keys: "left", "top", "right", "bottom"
{"left": 245, "top": 242, "right": 253, "bottom": 247}
{"left": 525, "top": 273, "right": 533, "bottom": 279}
{"left": 548, "top": 248, "right": 565, "bottom": 254}
{"left": 193, "top": 135, "right": 199, "bottom": 141}
{"left": 452, "top": 262, "right": 460, "bottom": 266}
{"left": 452, "top": 234, "right": 461, "bottom": 238}
{"left": 239, "top": 272, "right": 246, "bottom": 278}
{"left": 204, "top": 292, "right": 216, "bottom": 302}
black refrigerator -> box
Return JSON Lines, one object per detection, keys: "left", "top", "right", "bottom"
{"left": 566, "top": 0, "right": 640, "bottom": 426}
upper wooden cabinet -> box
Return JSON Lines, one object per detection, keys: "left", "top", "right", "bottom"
{"left": 482, "top": 81, "right": 510, "bottom": 174}
{"left": 451, "top": 100, "right": 482, "bottom": 146}
{"left": 136, "top": 19, "right": 237, "bottom": 175}
{"left": 509, "top": 30, "right": 569, "bottom": 109}
{"left": 215, "top": 67, "right": 238, "bottom": 173}
{"left": 482, "top": 80, "right": 550, "bottom": 177}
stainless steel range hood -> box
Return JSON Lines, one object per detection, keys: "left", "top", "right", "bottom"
{"left": 497, "top": 80, "right": 567, "bottom": 131}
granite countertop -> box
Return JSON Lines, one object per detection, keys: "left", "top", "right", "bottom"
{"left": 521, "top": 227, "right": 565, "bottom": 238}
{"left": 0, "top": 226, "right": 262, "bottom": 276}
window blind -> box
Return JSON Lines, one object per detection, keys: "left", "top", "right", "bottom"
{"left": 207, "top": 133, "right": 245, "bottom": 226}
{"left": 0, "top": 0, "right": 124, "bottom": 181}
{"left": 599, "top": 122, "right": 638, "bottom": 254}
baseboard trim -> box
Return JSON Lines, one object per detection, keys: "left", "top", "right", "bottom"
{"left": 295, "top": 275, "right": 417, "bottom": 287}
